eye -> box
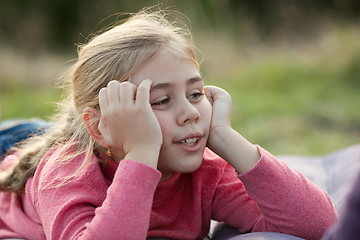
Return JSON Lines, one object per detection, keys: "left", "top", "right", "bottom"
{"left": 151, "top": 96, "right": 172, "bottom": 109}
{"left": 187, "top": 91, "right": 204, "bottom": 103}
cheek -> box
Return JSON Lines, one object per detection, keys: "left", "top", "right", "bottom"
{"left": 199, "top": 100, "right": 213, "bottom": 128}
{"left": 153, "top": 112, "right": 171, "bottom": 139}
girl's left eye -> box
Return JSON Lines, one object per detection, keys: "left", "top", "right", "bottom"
{"left": 187, "top": 91, "right": 204, "bottom": 102}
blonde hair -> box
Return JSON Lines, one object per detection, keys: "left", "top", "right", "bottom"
{"left": 0, "top": 9, "right": 199, "bottom": 192}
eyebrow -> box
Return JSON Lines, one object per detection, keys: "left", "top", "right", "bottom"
{"left": 150, "top": 76, "right": 203, "bottom": 92}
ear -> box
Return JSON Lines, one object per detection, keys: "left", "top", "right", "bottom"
{"left": 83, "top": 107, "right": 109, "bottom": 149}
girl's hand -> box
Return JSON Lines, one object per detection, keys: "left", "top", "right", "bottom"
{"left": 204, "top": 86, "right": 233, "bottom": 149}
{"left": 98, "top": 80, "right": 162, "bottom": 168}
{"left": 204, "top": 86, "right": 260, "bottom": 173}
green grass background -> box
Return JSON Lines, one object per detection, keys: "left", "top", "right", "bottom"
{"left": 1, "top": 25, "right": 359, "bottom": 156}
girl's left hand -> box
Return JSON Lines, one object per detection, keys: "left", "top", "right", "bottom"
{"left": 204, "top": 86, "right": 233, "bottom": 149}
{"left": 204, "top": 85, "right": 260, "bottom": 173}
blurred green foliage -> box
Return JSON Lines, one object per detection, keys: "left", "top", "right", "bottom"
{"left": 1, "top": 0, "right": 360, "bottom": 51}
{"left": 205, "top": 50, "right": 360, "bottom": 155}
{"left": 0, "top": 81, "right": 62, "bottom": 120}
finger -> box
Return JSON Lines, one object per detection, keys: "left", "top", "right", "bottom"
{"left": 119, "top": 82, "right": 137, "bottom": 105}
{"left": 136, "top": 79, "right": 152, "bottom": 106}
{"left": 99, "top": 87, "right": 109, "bottom": 115}
{"left": 97, "top": 119, "right": 110, "bottom": 147}
{"left": 107, "top": 80, "right": 121, "bottom": 106}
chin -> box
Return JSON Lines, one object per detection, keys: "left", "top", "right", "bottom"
{"left": 158, "top": 146, "right": 206, "bottom": 174}
{"left": 178, "top": 155, "right": 204, "bottom": 173}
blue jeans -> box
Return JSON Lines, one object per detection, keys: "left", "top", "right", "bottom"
{"left": 0, "top": 119, "right": 50, "bottom": 158}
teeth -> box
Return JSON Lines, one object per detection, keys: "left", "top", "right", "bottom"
{"left": 180, "top": 137, "right": 199, "bottom": 146}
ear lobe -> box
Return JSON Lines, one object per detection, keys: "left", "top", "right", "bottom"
{"left": 83, "top": 107, "right": 109, "bottom": 148}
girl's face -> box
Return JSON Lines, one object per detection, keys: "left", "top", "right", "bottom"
{"left": 130, "top": 49, "right": 212, "bottom": 181}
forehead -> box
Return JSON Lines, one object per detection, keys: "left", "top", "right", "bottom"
{"left": 129, "top": 50, "right": 201, "bottom": 87}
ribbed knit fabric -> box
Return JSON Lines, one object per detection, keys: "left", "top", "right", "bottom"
{"left": 0, "top": 146, "right": 337, "bottom": 240}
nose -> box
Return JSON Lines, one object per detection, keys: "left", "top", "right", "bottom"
{"left": 176, "top": 100, "right": 200, "bottom": 126}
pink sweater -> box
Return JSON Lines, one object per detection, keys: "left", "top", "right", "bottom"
{"left": 0, "top": 146, "right": 337, "bottom": 240}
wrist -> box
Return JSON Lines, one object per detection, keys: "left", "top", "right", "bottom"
{"left": 208, "top": 126, "right": 260, "bottom": 174}
{"left": 125, "top": 144, "right": 161, "bottom": 169}
{"left": 207, "top": 125, "right": 232, "bottom": 151}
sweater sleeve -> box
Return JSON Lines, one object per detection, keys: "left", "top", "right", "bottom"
{"left": 212, "top": 146, "right": 337, "bottom": 240}
{"left": 32, "top": 158, "right": 161, "bottom": 240}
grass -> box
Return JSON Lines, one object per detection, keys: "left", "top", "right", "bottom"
{"left": 1, "top": 25, "right": 359, "bottom": 156}
{"left": 0, "top": 49, "right": 68, "bottom": 120}
{"left": 0, "top": 81, "right": 62, "bottom": 121}
{"left": 201, "top": 24, "right": 360, "bottom": 155}
{"left": 205, "top": 58, "right": 360, "bottom": 155}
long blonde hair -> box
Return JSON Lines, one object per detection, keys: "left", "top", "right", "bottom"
{"left": 0, "top": 9, "right": 199, "bottom": 192}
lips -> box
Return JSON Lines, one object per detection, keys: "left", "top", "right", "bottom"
{"left": 179, "top": 137, "right": 199, "bottom": 146}
{"left": 175, "top": 133, "right": 203, "bottom": 152}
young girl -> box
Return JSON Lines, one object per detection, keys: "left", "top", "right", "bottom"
{"left": 0, "top": 9, "right": 337, "bottom": 240}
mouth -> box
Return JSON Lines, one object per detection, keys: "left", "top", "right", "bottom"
{"left": 179, "top": 137, "right": 200, "bottom": 146}
{"left": 175, "top": 134, "right": 203, "bottom": 152}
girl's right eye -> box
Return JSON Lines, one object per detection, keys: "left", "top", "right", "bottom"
{"left": 151, "top": 97, "right": 171, "bottom": 109}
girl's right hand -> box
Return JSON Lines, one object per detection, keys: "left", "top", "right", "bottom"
{"left": 98, "top": 79, "right": 162, "bottom": 168}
